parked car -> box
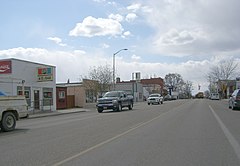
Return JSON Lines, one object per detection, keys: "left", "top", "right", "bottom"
{"left": 147, "top": 93, "right": 163, "bottom": 105}
{"left": 229, "top": 89, "right": 240, "bottom": 110}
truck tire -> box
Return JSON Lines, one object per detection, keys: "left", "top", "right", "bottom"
{"left": 1, "top": 112, "right": 16, "bottom": 132}
{"left": 128, "top": 103, "right": 132, "bottom": 110}
{"left": 97, "top": 108, "right": 103, "bottom": 113}
{"left": 116, "top": 103, "right": 122, "bottom": 112}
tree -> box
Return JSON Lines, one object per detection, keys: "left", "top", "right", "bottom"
{"left": 165, "top": 73, "right": 184, "bottom": 91}
{"left": 208, "top": 59, "right": 239, "bottom": 81}
{"left": 165, "top": 73, "right": 192, "bottom": 98}
{"left": 87, "top": 65, "right": 113, "bottom": 94}
{"left": 207, "top": 58, "right": 239, "bottom": 98}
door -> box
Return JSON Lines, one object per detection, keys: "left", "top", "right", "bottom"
{"left": 34, "top": 90, "right": 40, "bottom": 109}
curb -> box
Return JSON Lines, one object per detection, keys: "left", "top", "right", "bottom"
{"left": 28, "top": 110, "right": 88, "bottom": 119}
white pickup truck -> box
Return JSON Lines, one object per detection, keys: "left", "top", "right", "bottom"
{"left": 0, "top": 96, "right": 28, "bottom": 132}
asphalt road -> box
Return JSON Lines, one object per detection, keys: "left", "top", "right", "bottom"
{"left": 1, "top": 99, "right": 240, "bottom": 166}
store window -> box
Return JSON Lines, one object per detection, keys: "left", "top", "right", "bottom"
{"left": 43, "top": 88, "right": 53, "bottom": 106}
{"left": 17, "top": 86, "right": 31, "bottom": 106}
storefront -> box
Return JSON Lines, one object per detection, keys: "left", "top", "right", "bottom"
{"left": 0, "top": 58, "right": 56, "bottom": 111}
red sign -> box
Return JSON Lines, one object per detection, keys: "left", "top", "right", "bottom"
{"left": 0, "top": 60, "right": 12, "bottom": 74}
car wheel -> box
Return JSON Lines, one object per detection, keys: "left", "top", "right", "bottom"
{"left": 229, "top": 103, "right": 232, "bottom": 109}
{"left": 148, "top": 103, "right": 150, "bottom": 105}
{"left": 128, "top": 103, "right": 132, "bottom": 110}
{"left": 97, "top": 108, "right": 103, "bottom": 113}
{"left": 1, "top": 112, "right": 16, "bottom": 132}
{"left": 116, "top": 103, "right": 122, "bottom": 112}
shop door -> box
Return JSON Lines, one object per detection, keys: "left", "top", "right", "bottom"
{"left": 34, "top": 90, "right": 40, "bottom": 109}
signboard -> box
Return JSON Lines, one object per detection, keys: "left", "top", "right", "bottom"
{"left": 37, "top": 67, "right": 53, "bottom": 82}
{"left": 0, "top": 60, "right": 12, "bottom": 74}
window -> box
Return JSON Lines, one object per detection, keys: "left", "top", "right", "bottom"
{"left": 59, "top": 91, "right": 65, "bottom": 99}
{"left": 43, "top": 88, "right": 53, "bottom": 106}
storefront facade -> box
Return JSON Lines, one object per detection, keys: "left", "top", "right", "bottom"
{"left": 0, "top": 58, "right": 56, "bottom": 111}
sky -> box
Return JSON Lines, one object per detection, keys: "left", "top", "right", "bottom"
{"left": 0, "top": 0, "right": 240, "bottom": 95}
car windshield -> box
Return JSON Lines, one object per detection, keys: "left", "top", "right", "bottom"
{"left": 149, "top": 94, "right": 159, "bottom": 97}
{"left": 104, "top": 92, "right": 119, "bottom": 97}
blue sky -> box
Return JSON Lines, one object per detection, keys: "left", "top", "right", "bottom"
{"left": 0, "top": 0, "right": 240, "bottom": 94}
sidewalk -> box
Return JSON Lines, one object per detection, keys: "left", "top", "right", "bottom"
{"left": 28, "top": 103, "right": 97, "bottom": 119}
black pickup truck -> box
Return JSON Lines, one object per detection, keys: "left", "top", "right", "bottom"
{"left": 96, "top": 91, "right": 134, "bottom": 113}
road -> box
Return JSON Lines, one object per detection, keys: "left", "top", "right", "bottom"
{"left": 1, "top": 99, "right": 240, "bottom": 166}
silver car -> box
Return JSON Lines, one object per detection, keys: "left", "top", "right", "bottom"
{"left": 229, "top": 89, "right": 240, "bottom": 110}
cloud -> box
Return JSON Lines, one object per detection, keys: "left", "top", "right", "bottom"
{"left": 127, "top": 3, "right": 142, "bottom": 12}
{"left": 131, "top": 54, "right": 141, "bottom": 61}
{"left": 108, "top": 14, "right": 124, "bottom": 22}
{"left": 157, "top": 29, "right": 196, "bottom": 46}
{"left": 126, "top": 13, "right": 138, "bottom": 22}
{"left": 47, "top": 37, "right": 67, "bottom": 47}
{"left": 140, "top": 0, "right": 240, "bottom": 57}
{"left": 69, "top": 16, "right": 124, "bottom": 37}
{"left": 0, "top": 47, "right": 239, "bottom": 94}
{"left": 101, "top": 43, "right": 110, "bottom": 48}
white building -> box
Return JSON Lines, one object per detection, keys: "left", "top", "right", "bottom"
{"left": 0, "top": 58, "right": 56, "bottom": 112}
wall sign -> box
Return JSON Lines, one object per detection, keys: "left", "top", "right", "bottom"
{"left": 0, "top": 60, "right": 12, "bottom": 74}
{"left": 37, "top": 67, "right": 53, "bottom": 81}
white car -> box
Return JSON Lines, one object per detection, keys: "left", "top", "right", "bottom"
{"left": 147, "top": 93, "right": 163, "bottom": 105}
{"left": 210, "top": 93, "right": 220, "bottom": 100}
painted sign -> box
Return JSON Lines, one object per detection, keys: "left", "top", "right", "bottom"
{"left": 0, "top": 60, "right": 12, "bottom": 74}
{"left": 37, "top": 67, "right": 53, "bottom": 81}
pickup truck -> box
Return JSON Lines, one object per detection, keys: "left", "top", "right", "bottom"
{"left": 0, "top": 96, "right": 28, "bottom": 132}
{"left": 96, "top": 91, "right": 133, "bottom": 113}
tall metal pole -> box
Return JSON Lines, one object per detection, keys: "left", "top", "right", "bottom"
{"left": 112, "top": 48, "right": 128, "bottom": 90}
{"left": 113, "top": 53, "right": 115, "bottom": 90}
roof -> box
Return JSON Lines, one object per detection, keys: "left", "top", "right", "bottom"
{"left": 0, "top": 58, "right": 56, "bottom": 68}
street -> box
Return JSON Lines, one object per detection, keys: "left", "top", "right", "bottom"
{"left": 1, "top": 99, "right": 240, "bottom": 166}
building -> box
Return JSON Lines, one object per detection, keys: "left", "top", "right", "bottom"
{"left": 115, "top": 79, "right": 143, "bottom": 102}
{"left": 56, "top": 82, "right": 86, "bottom": 108}
{"left": 218, "top": 80, "right": 237, "bottom": 99}
{"left": 0, "top": 58, "right": 56, "bottom": 111}
{"left": 56, "top": 86, "right": 67, "bottom": 109}
{"left": 140, "top": 77, "right": 164, "bottom": 95}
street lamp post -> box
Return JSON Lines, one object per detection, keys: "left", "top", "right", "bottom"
{"left": 113, "top": 48, "right": 128, "bottom": 90}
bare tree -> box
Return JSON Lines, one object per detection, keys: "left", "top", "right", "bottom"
{"left": 207, "top": 59, "right": 239, "bottom": 98}
{"left": 208, "top": 59, "right": 239, "bottom": 81}
{"left": 88, "top": 65, "right": 113, "bottom": 94}
{"left": 165, "top": 73, "right": 184, "bottom": 90}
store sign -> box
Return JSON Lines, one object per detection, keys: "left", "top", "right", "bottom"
{"left": 0, "top": 60, "right": 12, "bottom": 74}
{"left": 37, "top": 67, "right": 53, "bottom": 81}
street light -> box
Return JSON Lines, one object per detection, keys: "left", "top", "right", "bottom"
{"left": 113, "top": 48, "right": 128, "bottom": 90}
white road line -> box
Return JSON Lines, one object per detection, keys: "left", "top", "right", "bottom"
{"left": 52, "top": 111, "right": 169, "bottom": 166}
{"left": 209, "top": 105, "right": 240, "bottom": 161}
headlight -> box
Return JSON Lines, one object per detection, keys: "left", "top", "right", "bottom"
{"left": 112, "top": 100, "right": 118, "bottom": 104}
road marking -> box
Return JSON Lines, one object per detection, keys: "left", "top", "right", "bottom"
{"left": 209, "top": 105, "right": 240, "bottom": 161}
{"left": 52, "top": 111, "right": 169, "bottom": 166}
